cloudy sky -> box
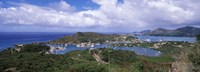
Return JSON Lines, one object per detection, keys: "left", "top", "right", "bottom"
{"left": 0, "top": 0, "right": 200, "bottom": 32}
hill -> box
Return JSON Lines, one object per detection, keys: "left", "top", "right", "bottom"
{"left": 135, "top": 26, "right": 200, "bottom": 37}
{"left": 49, "top": 32, "right": 138, "bottom": 44}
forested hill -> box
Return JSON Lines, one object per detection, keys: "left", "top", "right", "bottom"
{"left": 49, "top": 32, "right": 137, "bottom": 44}
{"left": 134, "top": 26, "right": 200, "bottom": 37}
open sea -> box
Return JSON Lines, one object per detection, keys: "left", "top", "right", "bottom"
{"left": 0, "top": 32, "right": 72, "bottom": 50}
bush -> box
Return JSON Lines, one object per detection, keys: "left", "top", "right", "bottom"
{"left": 196, "top": 34, "right": 200, "bottom": 42}
{"left": 188, "top": 44, "right": 200, "bottom": 72}
{"left": 130, "top": 61, "right": 143, "bottom": 72}
{"left": 20, "top": 44, "right": 50, "bottom": 53}
{"left": 70, "top": 62, "right": 108, "bottom": 72}
{"left": 100, "top": 48, "right": 138, "bottom": 65}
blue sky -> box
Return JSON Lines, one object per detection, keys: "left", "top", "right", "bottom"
{"left": 0, "top": 0, "right": 200, "bottom": 32}
{"left": 0, "top": 0, "right": 100, "bottom": 10}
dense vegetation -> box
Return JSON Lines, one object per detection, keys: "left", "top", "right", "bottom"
{"left": 49, "top": 32, "right": 138, "bottom": 44}
{"left": 0, "top": 44, "right": 173, "bottom": 72}
{"left": 188, "top": 43, "right": 200, "bottom": 72}
{"left": 1, "top": 43, "right": 199, "bottom": 72}
{"left": 196, "top": 34, "right": 200, "bottom": 42}
{"left": 1, "top": 32, "right": 200, "bottom": 72}
{"left": 50, "top": 32, "right": 121, "bottom": 44}
{"left": 179, "top": 34, "right": 200, "bottom": 71}
{"left": 111, "top": 40, "right": 200, "bottom": 72}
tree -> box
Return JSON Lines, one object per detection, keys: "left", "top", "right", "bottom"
{"left": 196, "top": 34, "right": 200, "bottom": 42}
{"left": 130, "top": 61, "right": 143, "bottom": 72}
{"left": 20, "top": 44, "right": 50, "bottom": 53}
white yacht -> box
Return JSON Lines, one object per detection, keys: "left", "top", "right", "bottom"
{"left": 96, "top": 43, "right": 100, "bottom": 45}
{"left": 76, "top": 44, "right": 81, "bottom": 47}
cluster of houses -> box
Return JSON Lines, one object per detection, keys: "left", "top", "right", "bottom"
{"left": 106, "top": 35, "right": 141, "bottom": 44}
{"left": 151, "top": 42, "right": 167, "bottom": 49}
{"left": 48, "top": 44, "right": 67, "bottom": 54}
{"left": 48, "top": 42, "right": 100, "bottom": 54}
{"left": 14, "top": 44, "right": 24, "bottom": 52}
{"left": 150, "top": 42, "right": 185, "bottom": 49}
{"left": 76, "top": 42, "right": 95, "bottom": 48}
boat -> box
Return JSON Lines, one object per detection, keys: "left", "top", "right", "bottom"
{"left": 76, "top": 44, "right": 81, "bottom": 47}
{"left": 64, "top": 44, "right": 68, "bottom": 47}
{"left": 90, "top": 43, "right": 95, "bottom": 47}
{"left": 96, "top": 43, "right": 100, "bottom": 45}
{"left": 145, "top": 39, "right": 151, "bottom": 42}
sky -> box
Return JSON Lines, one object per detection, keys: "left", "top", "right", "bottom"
{"left": 0, "top": 0, "right": 200, "bottom": 32}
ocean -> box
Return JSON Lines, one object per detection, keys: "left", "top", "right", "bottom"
{"left": 0, "top": 32, "right": 72, "bottom": 50}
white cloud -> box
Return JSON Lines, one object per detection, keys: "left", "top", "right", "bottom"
{"left": 146, "top": 0, "right": 194, "bottom": 24}
{"left": 91, "top": 0, "right": 199, "bottom": 28}
{"left": 49, "top": 0, "right": 75, "bottom": 12}
{"left": 0, "top": 3, "right": 110, "bottom": 27}
{"left": 0, "top": 0, "right": 200, "bottom": 32}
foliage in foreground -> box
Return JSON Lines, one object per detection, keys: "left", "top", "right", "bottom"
{"left": 196, "top": 34, "right": 200, "bottom": 42}
{"left": 1, "top": 42, "right": 200, "bottom": 72}
{"left": 0, "top": 44, "right": 175, "bottom": 72}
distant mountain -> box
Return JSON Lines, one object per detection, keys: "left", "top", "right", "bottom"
{"left": 133, "top": 30, "right": 151, "bottom": 35}
{"left": 135, "top": 26, "right": 200, "bottom": 37}
{"left": 140, "top": 30, "right": 151, "bottom": 35}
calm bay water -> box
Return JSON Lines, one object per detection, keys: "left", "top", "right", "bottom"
{"left": 136, "top": 36, "right": 196, "bottom": 42}
{"left": 49, "top": 44, "right": 161, "bottom": 56}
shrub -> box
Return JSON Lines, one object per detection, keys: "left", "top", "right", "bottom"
{"left": 196, "top": 34, "right": 200, "bottom": 42}
{"left": 20, "top": 44, "right": 50, "bottom": 53}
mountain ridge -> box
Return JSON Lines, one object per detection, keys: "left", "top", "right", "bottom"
{"left": 134, "top": 26, "right": 200, "bottom": 37}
